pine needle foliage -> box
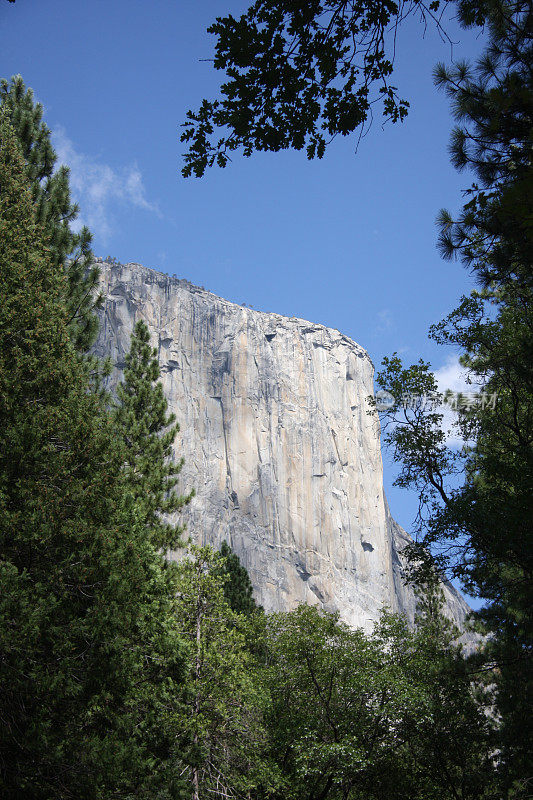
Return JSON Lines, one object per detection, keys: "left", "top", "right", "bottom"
{"left": 0, "top": 116, "right": 187, "bottom": 799}
{"left": 216, "top": 541, "right": 261, "bottom": 615}
{"left": 0, "top": 75, "right": 101, "bottom": 352}
{"left": 434, "top": 0, "right": 533, "bottom": 287}
{"left": 114, "top": 320, "right": 195, "bottom": 551}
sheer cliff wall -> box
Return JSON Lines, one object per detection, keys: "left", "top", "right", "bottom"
{"left": 94, "top": 260, "right": 469, "bottom": 630}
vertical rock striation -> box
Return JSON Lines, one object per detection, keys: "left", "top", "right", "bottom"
{"left": 94, "top": 259, "right": 469, "bottom": 630}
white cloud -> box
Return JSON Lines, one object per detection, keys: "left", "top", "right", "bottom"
{"left": 433, "top": 355, "right": 481, "bottom": 448}
{"left": 434, "top": 355, "right": 473, "bottom": 395}
{"left": 52, "top": 126, "right": 160, "bottom": 242}
{"left": 376, "top": 308, "right": 393, "bottom": 332}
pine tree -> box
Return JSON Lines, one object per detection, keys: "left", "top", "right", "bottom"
{"left": 216, "top": 541, "right": 260, "bottom": 615}
{"left": 113, "top": 319, "right": 194, "bottom": 551}
{"left": 0, "top": 115, "right": 187, "bottom": 799}
{"left": 435, "top": 0, "right": 532, "bottom": 289}
{"left": 0, "top": 75, "right": 101, "bottom": 352}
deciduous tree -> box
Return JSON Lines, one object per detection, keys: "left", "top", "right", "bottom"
{"left": 174, "top": 546, "right": 274, "bottom": 799}
{"left": 264, "top": 600, "right": 493, "bottom": 800}
{"left": 180, "top": 0, "right": 459, "bottom": 177}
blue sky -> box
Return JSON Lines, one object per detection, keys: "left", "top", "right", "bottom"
{"left": 1, "top": 0, "right": 486, "bottom": 599}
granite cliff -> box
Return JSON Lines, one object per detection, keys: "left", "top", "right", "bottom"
{"left": 94, "top": 259, "right": 469, "bottom": 631}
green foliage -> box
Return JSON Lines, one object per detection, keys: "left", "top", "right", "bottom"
{"left": 431, "top": 284, "right": 532, "bottom": 791}
{"left": 113, "top": 319, "right": 194, "bottom": 551}
{"left": 180, "top": 0, "right": 458, "bottom": 177}
{"left": 169, "top": 550, "right": 495, "bottom": 800}
{"left": 376, "top": 289, "right": 532, "bottom": 789}
{"left": 434, "top": 0, "right": 532, "bottom": 288}
{"left": 0, "top": 75, "right": 101, "bottom": 352}
{"left": 215, "top": 540, "right": 261, "bottom": 615}
{"left": 374, "top": 0, "right": 532, "bottom": 784}
{"left": 1, "top": 15, "right": 527, "bottom": 799}
{"left": 374, "top": 354, "right": 461, "bottom": 521}
{"left": 174, "top": 546, "right": 275, "bottom": 799}
{"left": 0, "top": 117, "right": 188, "bottom": 799}
{"left": 265, "top": 601, "right": 493, "bottom": 800}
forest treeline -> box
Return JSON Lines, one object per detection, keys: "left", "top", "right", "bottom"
{"left": 1, "top": 0, "right": 531, "bottom": 796}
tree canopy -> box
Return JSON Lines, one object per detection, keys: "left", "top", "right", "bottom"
{"left": 2, "top": 0, "right": 531, "bottom": 791}
{"left": 0, "top": 75, "right": 101, "bottom": 352}
{"left": 181, "top": 0, "right": 460, "bottom": 176}
{"left": 182, "top": 0, "right": 532, "bottom": 793}
{"left": 0, "top": 116, "right": 192, "bottom": 798}
{"left": 371, "top": 0, "right": 532, "bottom": 788}
{"left": 215, "top": 541, "right": 261, "bottom": 615}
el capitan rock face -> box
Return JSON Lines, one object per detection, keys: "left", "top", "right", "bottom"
{"left": 94, "top": 259, "right": 469, "bottom": 630}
